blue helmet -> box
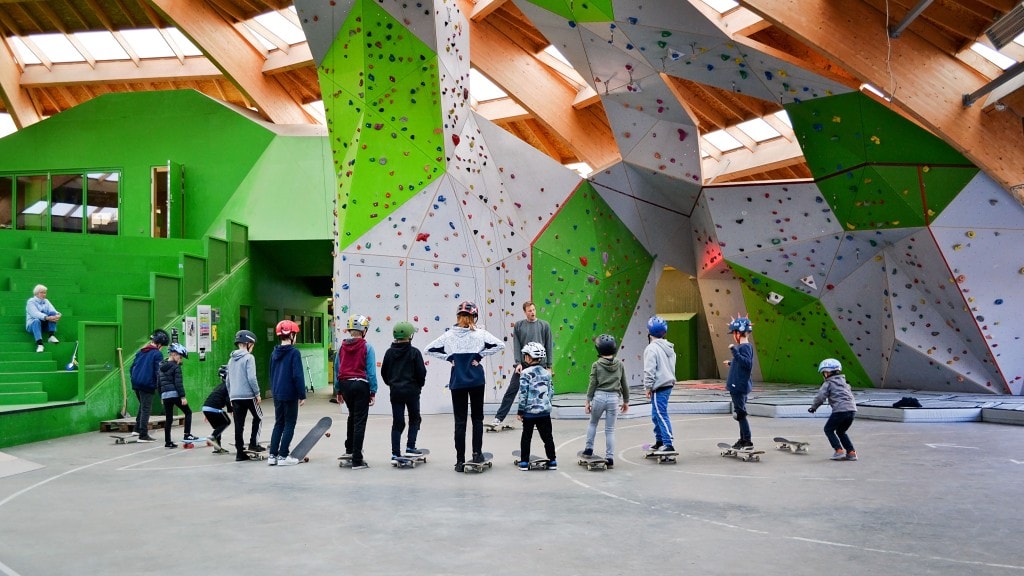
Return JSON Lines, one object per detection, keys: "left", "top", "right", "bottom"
{"left": 727, "top": 316, "right": 753, "bottom": 334}
{"left": 817, "top": 358, "right": 842, "bottom": 374}
{"left": 168, "top": 342, "right": 188, "bottom": 358}
{"left": 647, "top": 316, "right": 668, "bottom": 338}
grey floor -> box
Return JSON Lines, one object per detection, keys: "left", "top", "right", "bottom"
{"left": 1, "top": 389, "right": 1023, "bottom": 576}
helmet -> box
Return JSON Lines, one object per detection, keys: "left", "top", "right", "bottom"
{"left": 218, "top": 364, "right": 228, "bottom": 382}
{"left": 521, "top": 341, "right": 546, "bottom": 361}
{"left": 234, "top": 330, "right": 257, "bottom": 345}
{"left": 456, "top": 301, "right": 479, "bottom": 317}
{"left": 727, "top": 316, "right": 753, "bottom": 334}
{"left": 647, "top": 315, "right": 668, "bottom": 338}
{"left": 595, "top": 334, "right": 618, "bottom": 356}
{"left": 276, "top": 320, "right": 300, "bottom": 336}
{"left": 168, "top": 342, "right": 188, "bottom": 358}
{"left": 817, "top": 358, "right": 842, "bottom": 374}
{"left": 393, "top": 321, "right": 416, "bottom": 339}
{"left": 346, "top": 314, "right": 370, "bottom": 332}
{"left": 151, "top": 329, "right": 170, "bottom": 346}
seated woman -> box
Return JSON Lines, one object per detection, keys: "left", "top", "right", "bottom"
{"left": 26, "top": 284, "right": 61, "bottom": 353}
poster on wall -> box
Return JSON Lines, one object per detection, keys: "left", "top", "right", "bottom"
{"left": 197, "top": 305, "right": 212, "bottom": 361}
{"left": 183, "top": 316, "right": 198, "bottom": 356}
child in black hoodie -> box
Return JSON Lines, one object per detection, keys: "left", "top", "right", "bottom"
{"left": 381, "top": 321, "right": 427, "bottom": 461}
{"left": 158, "top": 343, "right": 197, "bottom": 448}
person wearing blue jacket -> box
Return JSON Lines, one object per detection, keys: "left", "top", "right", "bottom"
{"left": 425, "top": 301, "right": 505, "bottom": 472}
{"left": 130, "top": 329, "right": 169, "bottom": 442}
{"left": 268, "top": 320, "right": 307, "bottom": 466}
{"left": 724, "top": 316, "right": 755, "bottom": 449}
{"left": 334, "top": 314, "right": 377, "bottom": 470}
{"left": 643, "top": 316, "right": 677, "bottom": 455}
{"left": 516, "top": 342, "right": 556, "bottom": 470}
{"left": 25, "top": 284, "right": 61, "bottom": 353}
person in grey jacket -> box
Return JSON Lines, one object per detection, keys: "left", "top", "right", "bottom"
{"left": 227, "top": 330, "right": 263, "bottom": 461}
{"left": 643, "top": 316, "right": 677, "bottom": 454}
{"left": 582, "top": 334, "right": 629, "bottom": 468}
{"left": 25, "top": 284, "right": 61, "bottom": 353}
{"left": 808, "top": 358, "right": 858, "bottom": 461}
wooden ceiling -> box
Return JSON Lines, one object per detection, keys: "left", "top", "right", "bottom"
{"left": 0, "top": 0, "right": 1022, "bottom": 187}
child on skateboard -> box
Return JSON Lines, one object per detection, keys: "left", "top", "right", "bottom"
{"left": 334, "top": 314, "right": 378, "bottom": 470}
{"left": 724, "top": 316, "right": 755, "bottom": 449}
{"left": 202, "top": 365, "right": 232, "bottom": 452}
{"left": 129, "top": 329, "right": 170, "bottom": 442}
{"left": 158, "top": 343, "right": 198, "bottom": 448}
{"left": 268, "top": 320, "right": 307, "bottom": 466}
{"left": 517, "top": 342, "right": 556, "bottom": 470}
{"left": 424, "top": 301, "right": 505, "bottom": 472}
{"left": 808, "top": 358, "right": 858, "bottom": 461}
{"left": 643, "top": 316, "right": 677, "bottom": 455}
{"left": 381, "top": 321, "right": 427, "bottom": 463}
{"left": 227, "top": 330, "right": 264, "bottom": 461}
{"left": 583, "top": 334, "right": 628, "bottom": 468}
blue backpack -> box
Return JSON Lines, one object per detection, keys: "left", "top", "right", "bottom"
{"left": 130, "top": 349, "right": 160, "bottom": 390}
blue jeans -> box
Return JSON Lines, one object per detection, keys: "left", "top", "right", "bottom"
{"left": 650, "top": 387, "right": 674, "bottom": 447}
{"left": 824, "top": 411, "right": 856, "bottom": 452}
{"left": 731, "top": 392, "right": 751, "bottom": 441}
{"left": 26, "top": 319, "right": 57, "bottom": 343}
{"left": 390, "top": 390, "right": 422, "bottom": 456}
{"left": 269, "top": 399, "right": 300, "bottom": 458}
{"left": 586, "top": 390, "right": 620, "bottom": 459}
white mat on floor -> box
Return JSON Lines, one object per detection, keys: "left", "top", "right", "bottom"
{"left": 0, "top": 451, "right": 44, "bottom": 479}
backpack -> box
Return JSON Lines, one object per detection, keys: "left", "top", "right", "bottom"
{"left": 130, "top": 349, "right": 157, "bottom": 389}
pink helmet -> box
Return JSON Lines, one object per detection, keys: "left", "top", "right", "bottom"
{"left": 276, "top": 320, "right": 300, "bottom": 336}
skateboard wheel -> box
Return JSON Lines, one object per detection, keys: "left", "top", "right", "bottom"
{"left": 303, "top": 457, "right": 309, "bottom": 463}
{"left": 325, "top": 432, "right": 331, "bottom": 437}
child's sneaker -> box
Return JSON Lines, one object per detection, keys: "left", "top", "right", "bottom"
{"left": 471, "top": 452, "right": 485, "bottom": 464}
{"left": 279, "top": 456, "right": 300, "bottom": 466}
{"left": 404, "top": 447, "right": 422, "bottom": 456}
{"left": 209, "top": 437, "right": 222, "bottom": 450}
{"left": 235, "top": 453, "right": 250, "bottom": 462}
{"left": 454, "top": 462, "right": 466, "bottom": 472}
{"left": 183, "top": 434, "right": 200, "bottom": 441}
{"left": 351, "top": 461, "right": 369, "bottom": 470}
{"left": 656, "top": 445, "right": 676, "bottom": 454}
{"left": 731, "top": 439, "right": 745, "bottom": 449}
{"left": 830, "top": 449, "right": 847, "bottom": 460}
{"left": 138, "top": 436, "right": 156, "bottom": 443}
{"left": 129, "top": 431, "right": 140, "bottom": 437}
{"left": 248, "top": 444, "right": 266, "bottom": 453}
{"left": 518, "top": 461, "right": 529, "bottom": 471}
{"left": 582, "top": 448, "right": 593, "bottom": 457}
{"left": 845, "top": 451, "right": 858, "bottom": 461}
{"left": 268, "top": 455, "right": 278, "bottom": 466}
{"left": 490, "top": 418, "right": 502, "bottom": 426}
{"left": 165, "top": 442, "right": 177, "bottom": 449}
{"left": 547, "top": 459, "right": 557, "bottom": 470}
{"left": 605, "top": 458, "right": 614, "bottom": 469}
{"left": 649, "top": 441, "right": 663, "bottom": 452}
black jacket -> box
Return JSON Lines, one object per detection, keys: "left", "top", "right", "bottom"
{"left": 157, "top": 360, "right": 185, "bottom": 399}
{"left": 381, "top": 342, "right": 427, "bottom": 396}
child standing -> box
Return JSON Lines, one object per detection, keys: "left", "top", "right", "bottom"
{"left": 516, "top": 342, "right": 556, "bottom": 470}
{"left": 268, "top": 320, "right": 307, "bottom": 466}
{"left": 130, "top": 329, "right": 170, "bottom": 442}
{"left": 724, "top": 316, "right": 755, "bottom": 449}
{"left": 202, "top": 364, "right": 232, "bottom": 453}
{"left": 583, "top": 334, "right": 628, "bottom": 468}
{"left": 158, "top": 343, "right": 197, "bottom": 448}
{"left": 424, "top": 301, "right": 505, "bottom": 472}
{"left": 381, "top": 321, "right": 427, "bottom": 461}
{"left": 643, "top": 316, "right": 677, "bottom": 454}
{"left": 226, "top": 329, "right": 263, "bottom": 462}
{"left": 334, "top": 314, "right": 377, "bottom": 470}
{"left": 808, "top": 358, "right": 858, "bottom": 461}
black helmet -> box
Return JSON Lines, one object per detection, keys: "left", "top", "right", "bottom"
{"left": 595, "top": 334, "right": 617, "bottom": 356}
{"left": 218, "top": 364, "right": 228, "bottom": 383}
{"left": 234, "top": 330, "right": 257, "bottom": 345}
{"left": 151, "top": 329, "right": 170, "bottom": 346}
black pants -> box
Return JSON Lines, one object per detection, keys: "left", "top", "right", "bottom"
{"left": 339, "top": 379, "right": 371, "bottom": 464}
{"left": 205, "top": 410, "right": 230, "bottom": 443}
{"left": 451, "top": 386, "right": 484, "bottom": 463}
{"left": 134, "top": 389, "right": 154, "bottom": 435}
{"left": 494, "top": 369, "right": 521, "bottom": 422}
{"left": 231, "top": 398, "right": 263, "bottom": 453}
{"left": 162, "top": 397, "right": 193, "bottom": 443}
{"left": 390, "top": 390, "right": 421, "bottom": 456}
{"left": 521, "top": 415, "right": 556, "bottom": 461}
{"left": 824, "top": 410, "right": 856, "bottom": 452}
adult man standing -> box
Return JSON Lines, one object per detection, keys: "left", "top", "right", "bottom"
{"left": 492, "top": 301, "right": 553, "bottom": 427}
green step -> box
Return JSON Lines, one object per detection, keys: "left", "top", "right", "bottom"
{"left": 0, "top": 359, "right": 62, "bottom": 372}
{"left": 0, "top": 382, "right": 45, "bottom": 393}
{"left": 0, "top": 391, "right": 49, "bottom": 405}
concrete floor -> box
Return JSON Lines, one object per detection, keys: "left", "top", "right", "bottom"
{"left": 1, "top": 389, "right": 1023, "bottom": 576}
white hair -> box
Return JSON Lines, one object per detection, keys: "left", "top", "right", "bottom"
{"left": 33, "top": 284, "right": 48, "bottom": 296}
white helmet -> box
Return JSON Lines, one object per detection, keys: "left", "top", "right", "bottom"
{"left": 521, "top": 342, "right": 546, "bottom": 361}
{"left": 817, "top": 358, "right": 842, "bottom": 373}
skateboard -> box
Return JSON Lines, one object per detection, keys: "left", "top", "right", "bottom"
{"left": 462, "top": 452, "right": 494, "bottom": 473}
{"left": 774, "top": 436, "right": 810, "bottom": 454}
{"left": 243, "top": 449, "right": 268, "bottom": 461}
{"left": 289, "top": 416, "right": 333, "bottom": 463}
{"left": 485, "top": 423, "right": 515, "bottom": 432}
{"left": 391, "top": 448, "right": 430, "bottom": 469}
{"left": 180, "top": 437, "right": 211, "bottom": 449}
{"left": 718, "top": 442, "right": 765, "bottom": 462}
{"left": 512, "top": 450, "right": 551, "bottom": 470}
{"left": 576, "top": 451, "right": 607, "bottom": 471}
{"left": 111, "top": 434, "right": 138, "bottom": 444}
{"left": 642, "top": 444, "right": 679, "bottom": 464}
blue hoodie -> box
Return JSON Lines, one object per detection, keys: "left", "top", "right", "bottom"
{"left": 270, "top": 344, "right": 307, "bottom": 402}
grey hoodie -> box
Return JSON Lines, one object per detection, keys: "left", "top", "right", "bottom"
{"left": 587, "top": 357, "right": 629, "bottom": 402}
{"left": 226, "top": 348, "right": 259, "bottom": 400}
{"left": 810, "top": 373, "right": 857, "bottom": 413}
{"left": 643, "top": 338, "right": 677, "bottom": 392}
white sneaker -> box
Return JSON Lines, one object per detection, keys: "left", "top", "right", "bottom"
{"left": 36, "top": 344, "right": 44, "bottom": 353}
{"left": 278, "top": 456, "right": 300, "bottom": 466}
{"left": 129, "top": 431, "right": 139, "bottom": 437}
{"left": 48, "top": 335, "right": 59, "bottom": 343}
{"left": 267, "top": 456, "right": 278, "bottom": 466}
{"left": 491, "top": 418, "right": 502, "bottom": 426}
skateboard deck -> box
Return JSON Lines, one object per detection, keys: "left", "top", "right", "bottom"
{"left": 485, "top": 423, "right": 515, "bottom": 432}
{"left": 243, "top": 449, "right": 268, "bottom": 461}
{"left": 718, "top": 442, "right": 765, "bottom": 462}
{"left": 391, "top": 448, "right": 430, "bottom": 469}
{"left": 111, "top": 434, "right": 138, "bottom": 444}
{"left": 512, "top": 450, "right": 551, "bottom": 470}
{"left": 289, "top": 416, "right": 333, "bottom": 463}
{"left": 180, "top": 437, "right": 211, "bottom": 449}
{"left": 773, "top": 436, "right": 810, "bottom": 453}
{"left": 576, "top": 451, "right": 607, "bottom": 471}
{"left": 641, "top": 444, "right": 679, "bottom": 464}
{"left": 462, "top": 452, "right": 494, "bottom": 473}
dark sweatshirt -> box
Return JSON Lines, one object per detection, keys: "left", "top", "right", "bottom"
{"left": 381, "top": 341, "right": 427, "bottom": 396}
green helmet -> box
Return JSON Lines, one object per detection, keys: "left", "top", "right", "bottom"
{"left": 393, "top": 321, "right": 416, "bottom": 339}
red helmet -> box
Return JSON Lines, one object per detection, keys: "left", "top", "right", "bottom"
{"left": 276, "top": 320, "right": 300, "bottom": 336}
{"left": 457, "top": 301, "right": 478, "bottom": 317}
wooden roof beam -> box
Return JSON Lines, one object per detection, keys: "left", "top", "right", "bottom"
{"left": 457, "top": 0, "right": 619, "bottom": 171}
{"left": 20, "top": 57, "right": 221, "bottom": 86}
{"left": 470, "top": 0, "right": 509, "bottom": 22}
{"left": 701, "top": 134, "right": 806, "bottom": 183}
{"left": 741, "top": 0, "right": 1024, "bottom": 191}
{"left": 474, "top": 96, "right": 530, "bottom": 122}
{"left": 143, "top": 0, "right": 312, "bottom": 124}
{"left": 0, "top": 36, "right": 41, "bottom": 127}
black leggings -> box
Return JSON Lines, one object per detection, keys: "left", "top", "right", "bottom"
{"left": 450, "top": 386, "right": 484, "bottom": 463}
{"left": 163, "top": 397, "right": 192, "bottom": 443}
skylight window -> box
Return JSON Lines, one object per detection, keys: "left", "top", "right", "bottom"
{"left": 702, "top": 0, "right": 740, "bottom": 13}
{"left": 0, "top": 114, "right": 15, "bottom": 139}
{"left": 971, "top": 42, "right": 1016, "bottom": 70}
{"left": 773, "top": 110, "right": 793, "bottom": 127}
{"left": 31, "top": 34, "right": 84, "bottom": 63}
{"left": 75, "top": 31, "right": 130, "bottom": 61}
{"left": 543, "top": 45, "right": 572, "bottom": 66}
{"left": 119, "top": 29, "right": 175, "bottom": 58}
{"left": 470, "top": 69, "right": 507, "bottom": 102}
{"left": 9, "top": 37, "right": 41, "bottom": 65}
{"left": 244, "top": 26, "right": 278, "bottom": 51}
{"left": 165, "top": 29, "right": 202, "bottom": 57}
{"left": 703, "top": 129, "right": 743, "bottom": 152}
{"left": 253, "top": 11, "right": 305, "bottom": 45}
{"left": 736, "top": 118, "right": 781, "bottom": 142}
